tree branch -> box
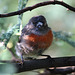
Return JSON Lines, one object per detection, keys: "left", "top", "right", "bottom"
{"left": 39, "top": 67, "right": 75, "bottom": 75}
{"left": 49, "top": 67, "right": 75, "bottom": 74}
{"left": 0, "top": 56, "right": 75, "bottom": 74}
{"left": 0, "top": 0, "right": 28, "bottom": 46}
{"left": 17, "top": 0, "right": 28, "bottom": 34}
{"left": 53, "top": 31, "right": 75, "bottom": 47}
{"left": 0, "top": 1, "right": 75, "bottom": 18}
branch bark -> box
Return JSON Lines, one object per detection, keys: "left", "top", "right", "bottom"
{"left": 39, "top": 68, "right": 75, "bottom": 75}
{"left": 0, "top": 56, "right": 75, "bottom": 74}
{"left": 0, "top": 1, "right": 75, "bottom": 18}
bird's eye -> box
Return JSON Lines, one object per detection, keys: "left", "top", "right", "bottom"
{"left": 36, "top": 22, "right": 43, "bottom": 28}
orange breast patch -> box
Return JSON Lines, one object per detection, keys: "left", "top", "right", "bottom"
{"left": 24, "top": 30, "right": 53, "bottom": 50}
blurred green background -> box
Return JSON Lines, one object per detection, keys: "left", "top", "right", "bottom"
{"left": 0, "top": 0, "right": 75, "bottom": 75}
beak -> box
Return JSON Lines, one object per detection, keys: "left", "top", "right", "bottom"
{"left": 36, "top": 22, "right": 43, "bottom": 28}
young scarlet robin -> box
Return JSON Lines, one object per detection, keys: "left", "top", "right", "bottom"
{"left": 15, "top": 15, "right": 53, "bottom": 60}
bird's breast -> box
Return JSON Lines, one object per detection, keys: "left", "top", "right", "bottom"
{"left": 23, "top": 30, "right": 53, "bottom": 50}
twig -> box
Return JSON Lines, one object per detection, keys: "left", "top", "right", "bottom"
{"left": 53, "top": 31, "right": 75, "bottom": 47}
{"left": 39, "top": 67, "right": 75, "bottom": 75}
{"left": 0, "top": 1, "right": 75, "bottom": 18}
{"left": 0, "top": 0, "right": 28, "bottom": 46}
{"left": 17, "top": 0, "right": 28, "bottom": 33}
{"left": 0, "top": 56, "right": 75, "bottom": 73}
{"left": 49, "top": 67, "right": 75, "bottom": 74}
{"left": 6, "top": 47, "right": 18, "bottom": 60}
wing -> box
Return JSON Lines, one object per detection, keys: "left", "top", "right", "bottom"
{"left": 18, "top": 25, "right": 31, "bottom": 43}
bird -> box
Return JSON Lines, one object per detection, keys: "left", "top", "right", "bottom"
{"left": 15, "top": 15, "right": 53, "bottom": 61}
